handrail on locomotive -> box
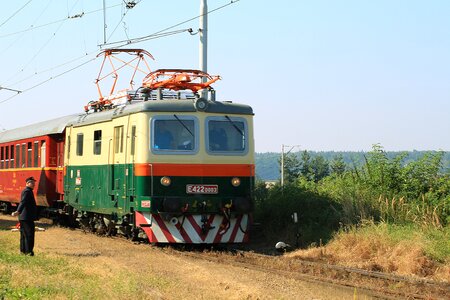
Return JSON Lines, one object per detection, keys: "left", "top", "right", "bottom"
{"left": 85, "top": 49, "right": 221, "bottom": 113}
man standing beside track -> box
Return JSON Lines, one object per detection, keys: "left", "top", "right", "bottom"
{"left": 11, "top": 177, "right": 38, "bottom": 256}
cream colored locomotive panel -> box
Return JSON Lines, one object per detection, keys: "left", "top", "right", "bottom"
{"left": 134, "top": 112, "right": 254, "bottom": 165}
{"left": 65, "top": 113, "right": 145, "bottom": 167}
{"left": 64, "top": 111, "right": 254, "bottom": 167}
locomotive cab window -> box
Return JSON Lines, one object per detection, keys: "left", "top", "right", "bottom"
{"left": 151, "top": 116, "right": 198, "bottom": 154}
{"left": 206, "top": 116, "right": 248, "bottom": 155}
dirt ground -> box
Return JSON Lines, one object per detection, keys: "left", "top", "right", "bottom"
{"left": 0, "top": 215, "right": 375, "bottom": 299}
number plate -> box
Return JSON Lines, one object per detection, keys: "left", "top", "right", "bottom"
{"left": 186, "top": 184, "right": 218, "bottom": 194}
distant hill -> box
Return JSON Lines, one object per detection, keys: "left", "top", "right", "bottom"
{"left": 255, "top": 151, "right": 450, "bottom": 181}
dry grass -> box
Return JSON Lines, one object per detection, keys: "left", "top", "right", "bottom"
{"left": 0, "top": 215, "right": 359, "bottom": 300}
{"left": 287, "top": 222, "right": 450, "bottom": 282}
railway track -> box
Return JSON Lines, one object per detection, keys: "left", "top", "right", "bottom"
{"left": 163, "top": 247, "right": 450, "bottom": 300}
{"left": 28, "top": 218, "right": 450, "bottom": 299}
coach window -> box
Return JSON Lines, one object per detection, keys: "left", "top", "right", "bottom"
{"left": 114, "top": 126, "right": 124, "bottom": 154}
{"left": 10, "top": 145, "right": 14, "bottom": 169}
{"left": 93, "top": 130, "right": 102, "bottom": 155}
{"left": 151, "top": 116, "right": 198, "bottom": 154}
{"left": 76, "top": 133, "right": 84, "bottom": 156}
{"left": 206, "top": 116, "right": 248, "bottom": 155}
{"left": 27, "top": 142, "right": 32, "bottom": 167}
{"left": 40, "top": 141, "right": 46, "bottom": 167}
{"left": 33, "top": 141, "right": 39, "bottom": 167}
{"left": 21, "top": 144, "right": 26, "bottom": 168}
{"left": 5, "top": 146, "right": 9, "bottom": 169}
{"left": 0, "top": 146, "right": 4, "bottom": 169}
{"left": 15, "top": 144, "right": 20, "bottom": 168}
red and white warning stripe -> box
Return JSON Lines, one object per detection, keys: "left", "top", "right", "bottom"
{"left": 135, "top": 212, "right": 250, "bottom": 244}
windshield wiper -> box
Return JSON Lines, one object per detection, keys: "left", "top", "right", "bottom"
{"left": 173, "top": 114, "right": 194, "bottom": 137}
{"left": 225, "top": 115, "right": 244, "bottom": 137}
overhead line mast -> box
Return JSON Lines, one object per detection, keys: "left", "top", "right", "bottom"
{"left": 103, "top": 0, "right": 107, "bottom": 44}
{"left": 199, "top": 0, "right": 208, "bottom": 75}
{"left": 199, "top": 0, "right": 208, "bottom": 98}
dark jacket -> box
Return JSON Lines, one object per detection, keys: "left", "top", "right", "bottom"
{"left": 17, "top": 187, "right": 38, "bottom": 221}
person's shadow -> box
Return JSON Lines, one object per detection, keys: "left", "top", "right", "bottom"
{"left": 0, "top": 217, "right": 21, "bottom": 231}
{"left": 0, "top": 215, "right": 52, "bottom": 231}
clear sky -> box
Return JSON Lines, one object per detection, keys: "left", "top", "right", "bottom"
{"left": 0, "top": 0, "right": 449, "bottom": 152}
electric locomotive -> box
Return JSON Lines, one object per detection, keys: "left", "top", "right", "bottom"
{"left": 64, "top": 99, "right": 254, "bottom": 243}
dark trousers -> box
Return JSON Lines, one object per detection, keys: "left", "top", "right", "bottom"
{"left": 19, "top": 220, "right": 35, "bottom": 255}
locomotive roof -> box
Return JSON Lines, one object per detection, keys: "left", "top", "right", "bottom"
{"left": 68, "top": 100, "right": 254, "bottom": 127}
{"left": 0, "top": 100, "right": 253, "bottom": 142}
{"left": 0, "top": 114, "right": 78, "bottom": 144}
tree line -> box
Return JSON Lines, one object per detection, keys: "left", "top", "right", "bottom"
{"left": 256, "top": 150, "right": 450, "bottom": 181}
{"left": 253, "top": 145, "right": 450, "bottom": 245}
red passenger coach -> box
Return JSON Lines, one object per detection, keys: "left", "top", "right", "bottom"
{"left": 0, "top": 115, "right": 74, "bottom": 212}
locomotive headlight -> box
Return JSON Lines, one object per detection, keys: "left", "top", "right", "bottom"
{"left": 194, "top": 97, "right": 208, "bottom": 111}
{"left": 231, "top": 177, "right": 241, "bottom": 187}
{"left": 160, "top": 176, "right": 171, "bottom": 186}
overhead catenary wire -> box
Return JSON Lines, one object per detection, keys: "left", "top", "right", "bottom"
{"left": 5, "top": 0, "right": 83, "bottom": 85}
{"left": 0, "top": 0, "right": 34, "bottom": 29}
{"left": 0, "top": 0, "right": 240, "bottom": 106}
{"left": 3, "top": 1, "right": 135, "bottom": 87}
{"left": 106, "top": 2, "right": 132, "bottom": 43}
{"left": 0, "top": 0, "right": 53, "bottom": 56}
{"left": 102, "top": 0, "right": 240, "bottom": 48}
{"left": 104, "top": 28, "right": 194, "bottom": 48}
{"left": 9, "top": 51, "right": 97, "bottom": 87}
{"left": 0, "top": 2, "right": 123, "bottom": 39}
{"left": 0, "top": 57, "right": 96, "bottom": 105}
{"left": 0, "top": 86, "right": 22, "bottom": 93}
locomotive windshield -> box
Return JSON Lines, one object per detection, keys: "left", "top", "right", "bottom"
{"left": 152, "top": 117, "right": 196, "bottom": 152}
{"left": 207, "top": 117, "right": 247, "bottom": 153}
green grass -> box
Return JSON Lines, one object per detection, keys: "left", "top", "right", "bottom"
{"left": 0, "top": 234, "right": 173, "bottom": 299}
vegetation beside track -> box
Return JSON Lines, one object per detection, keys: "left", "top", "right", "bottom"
{"left": 1, "top": 216, "right": 365, "bottom": 300}
{"left": 254, "top": 145, "right": 450, "bottom": 281}
{"left": 0, "top": 227, "right": 170, "bottom": 300}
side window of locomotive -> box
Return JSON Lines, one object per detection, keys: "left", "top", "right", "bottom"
{"left": 151, "top": 117, "right": 197, "bottom": 153}
{"left": 207, "top": 118, "right": 247, "bottom": 154}
{"left": 114, "top": 126, "right": 124, "bottom": 154}
{"left": 76, "top": 133, "right": 84, "bottom": 156}
{"left": 93, "top": 130, "right": 102, "bottom": 155}
{"left": 131, "top": 126, "right": 136, "bottom": 156}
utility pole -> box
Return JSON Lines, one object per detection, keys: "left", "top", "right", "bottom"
{"left": 280, "top": 144, "right": 301, "bottom": 187}
{"left": 199, "top": 0, "right": 208, "bottom": 98}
